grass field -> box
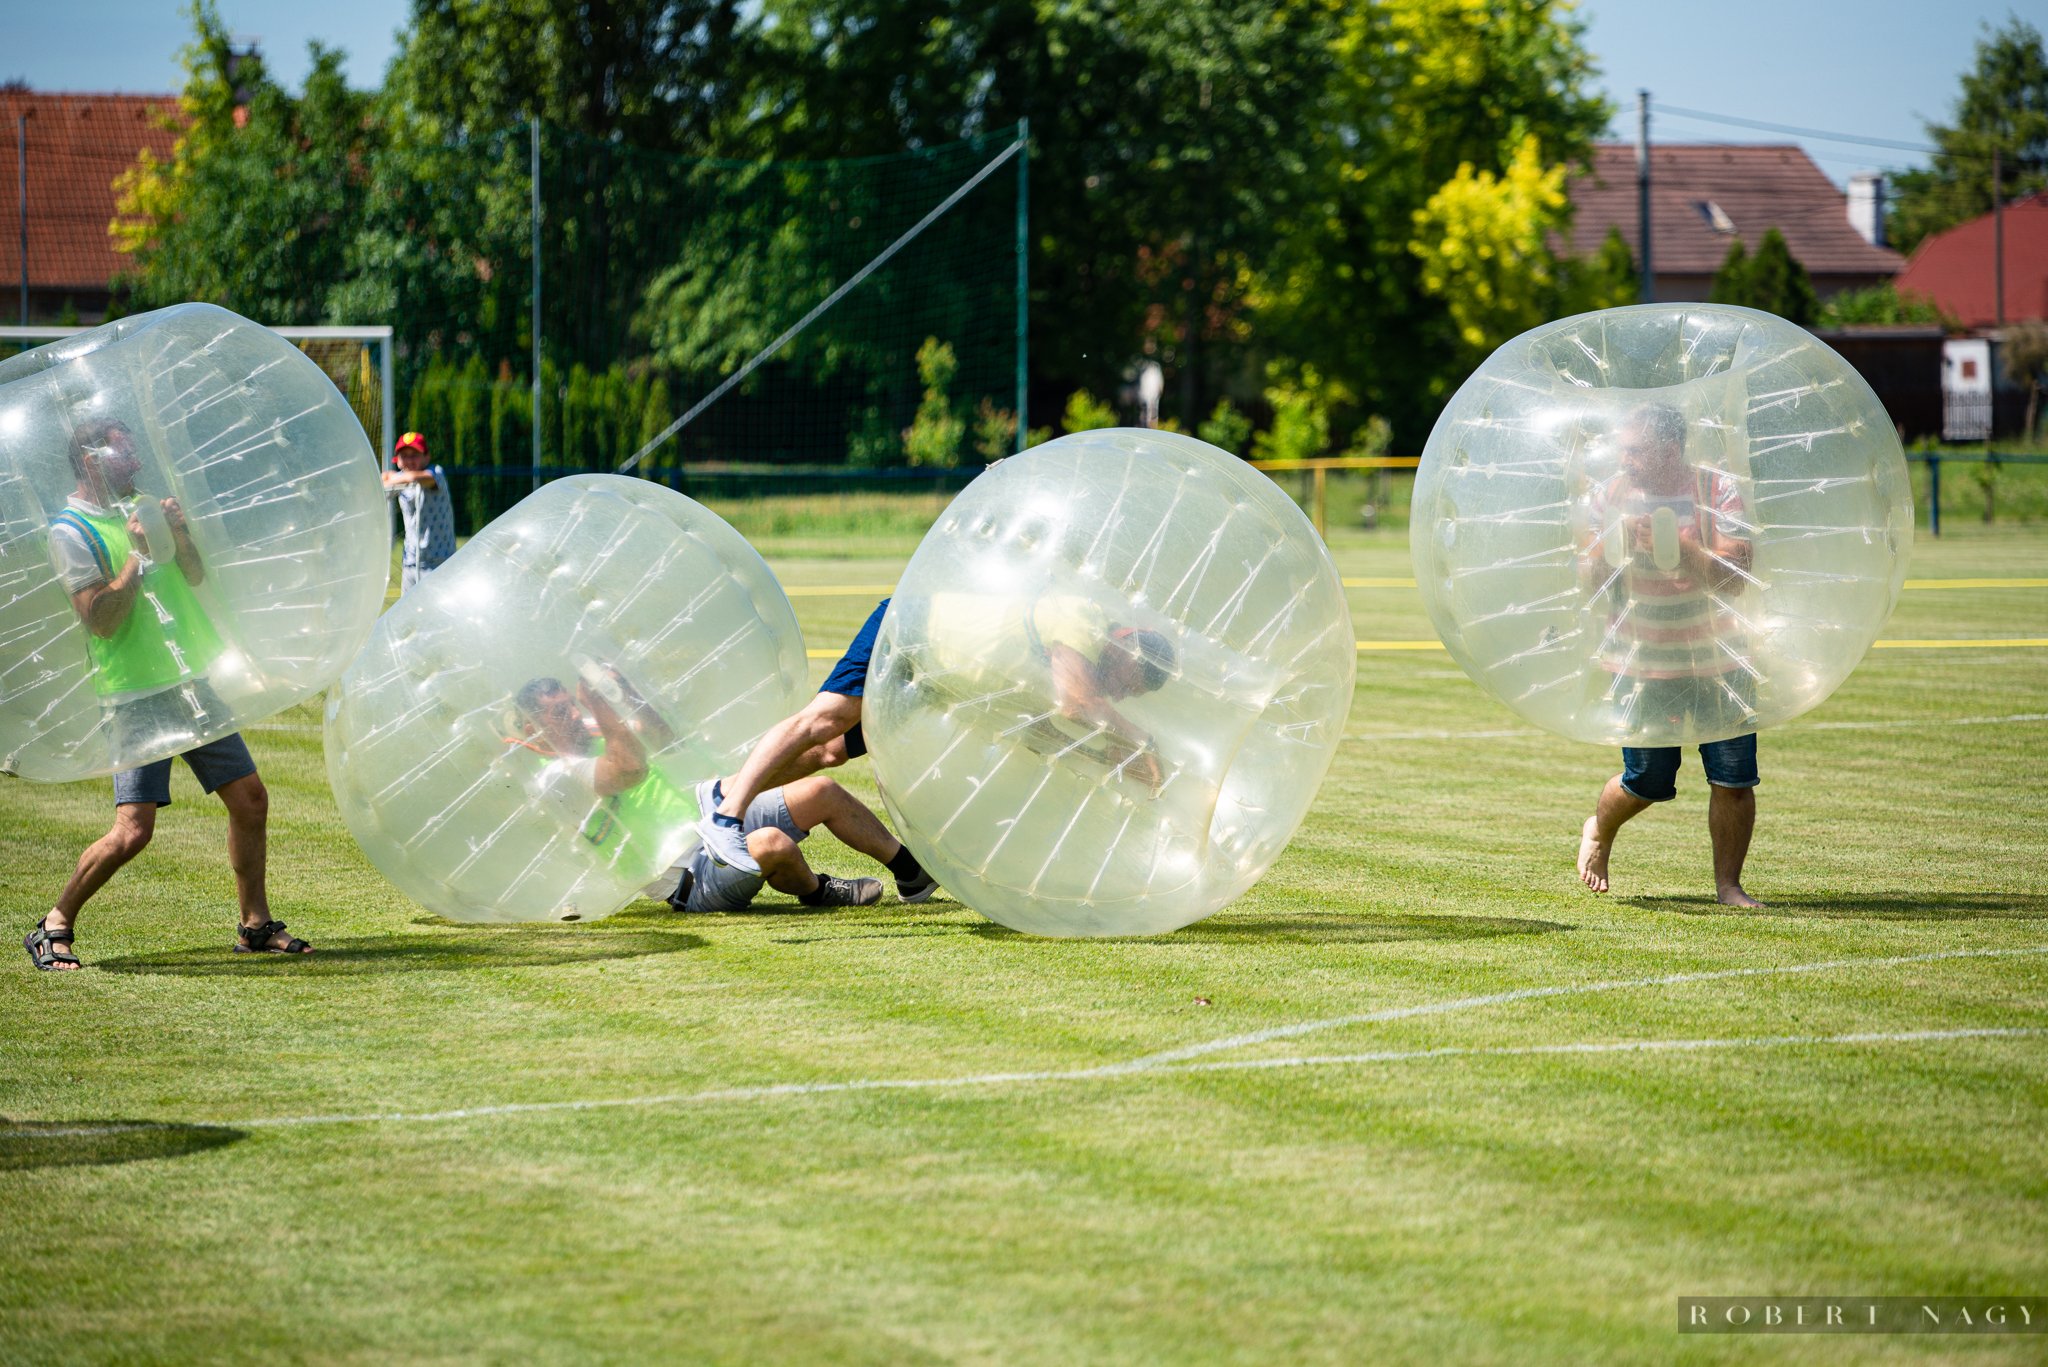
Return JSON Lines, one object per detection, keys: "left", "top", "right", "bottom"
{"left": 3, "top": 509, "right": 2045, "bottom": 1364}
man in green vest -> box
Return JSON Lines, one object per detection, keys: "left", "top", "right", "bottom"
{"left": 513, "top": 672, "right": 900, "bottom": 912}
{"left": 24, "top": 420, "right": 309, "bottom": 972}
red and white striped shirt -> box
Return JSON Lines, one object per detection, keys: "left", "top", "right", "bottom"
{"left": 1586, "top": 468, "right": 1749, "bottom": 680}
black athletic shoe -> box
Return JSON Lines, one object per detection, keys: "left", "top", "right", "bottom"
{"left": 896, "top": 869, "right": 940, "bottom": 904}
{"left": 804, "top": 875, "right": 884, "bottom": 908}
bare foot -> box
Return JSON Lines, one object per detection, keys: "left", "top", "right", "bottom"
{"left": 1717, "top": 885, "right": 1766, "bottom": 909}
{"left": 1577, "top": 816, "right": 1611, "bottom": 893}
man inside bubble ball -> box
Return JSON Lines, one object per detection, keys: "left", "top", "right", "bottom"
{"left": 1574, "top": 402, "right": 1764, "bottom": 908}
{"left": 694, "top": 594, "right": 1171, "bottom": 878}
{"left": 25, "top": 419, "right": 308, "bottom": 971}
{"left": 512, "top": 673, "right": 912, "bottom": 912}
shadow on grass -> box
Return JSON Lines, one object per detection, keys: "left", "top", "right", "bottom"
{"left": 0, "top": 1118, "right": 244, "bottom": 1170}
{"left": 93, "top": 927, "right": 705, "bottom": 977}
{"left": 1626, "top": 891, "right": 2048, "bottom": 920}
{"left": 778, "top": 911, "right": 1570, "bottom": 944}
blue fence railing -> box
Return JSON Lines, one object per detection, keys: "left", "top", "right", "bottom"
{"left": 1908, "top": 452, "right": 2048, "bottom": 537}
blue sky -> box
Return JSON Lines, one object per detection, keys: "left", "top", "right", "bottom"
{"left": 5, "top": 0, "right": 2035, "bottom": 183}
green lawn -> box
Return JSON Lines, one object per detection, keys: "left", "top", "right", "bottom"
{"left": 3, "top": 513, "right": 2045, "bottom": 1364}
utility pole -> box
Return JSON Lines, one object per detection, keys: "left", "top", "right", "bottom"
{"left": 530, "top": 118, "right": 543, "bottom": 492}
{"left": 1014, "top": 117, "right": 1029, "bottom": 454}
{"left": 1993, "top": 146, "right": 2005, "bottom": 328}
{"left": 1636, "top": 90, "right": 1653, "bottom": 304}
{"left": 16, "top": 112, "right": 27, "bottom": 326}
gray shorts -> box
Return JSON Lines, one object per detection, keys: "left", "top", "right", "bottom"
{"left": 112, "top": 731, "right": 258, "bottom": 807}
{"left": 679, "top": 787, "right": 806, "bottom": 912}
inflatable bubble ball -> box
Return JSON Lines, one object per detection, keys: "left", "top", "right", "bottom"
{"left": 325, "top": 475, "right": 809, "bottom": 924}
{"left": 1410, "top": 304, "right": 1912, "bottom": 748}
{"left": 0, "top": 303, "right": 387, "bottom": 781}
{"left": 863, "top": 429, "right": 1355, "bottom": 938}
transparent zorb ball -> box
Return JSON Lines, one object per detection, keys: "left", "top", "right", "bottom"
{"left": 0, "top": 303, "right": 386, "bottom": 779}
{"left": 1411, "top": 304, "right": 1911, "bottom": 747}
{"left": 864, "top": 430, "right": 1354, "bottom": 937}
{"left": 325, "top": 475, "right": 808, "bottom": 923}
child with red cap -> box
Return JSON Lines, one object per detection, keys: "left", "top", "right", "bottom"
{"left": 383, "top": 431, "right": 456, "bottom": 593}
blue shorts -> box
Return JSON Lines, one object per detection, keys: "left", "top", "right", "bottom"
{"left": 1621, "top": 734, "right": 1759, "bottom": 803}
{"left": 112, "top": 732, "right": 258, "bottom": 808}
{"left": 821, "top": 598, "right": 889, "bottom": 699}
{"left": 821, "top": 598, "right": 888, "bottom": 757}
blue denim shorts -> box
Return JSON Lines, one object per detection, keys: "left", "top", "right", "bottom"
{"left": 112, "top": 731, "right": 258, "bottom": 807}
{"left": 1620, "top": 734, "right": 1759, "bottom": 803}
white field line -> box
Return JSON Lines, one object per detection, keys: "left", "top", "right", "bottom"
{"left": 13, "top": 1026, "right": 2039, "bottom": 1141}
{"left": 1112, "top": 945, "right": 2048, "bottom": 1068}
{"left": 8, "top": 945, "right": 2038, "bottom": 1137}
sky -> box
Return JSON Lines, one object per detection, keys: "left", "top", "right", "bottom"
{"left": 4, "top": 0, "right": 2037, "bottom": 185}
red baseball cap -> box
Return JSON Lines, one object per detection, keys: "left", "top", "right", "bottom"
{"left": 395, "top": 431, "right": 429, "bottom": 457}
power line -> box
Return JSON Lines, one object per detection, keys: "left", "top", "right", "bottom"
{"left": 1650, "top": 101, "right": 2041, "bottom": 168}
{"left": 1650, "top": 102, "right": 1943, "bottom": 155}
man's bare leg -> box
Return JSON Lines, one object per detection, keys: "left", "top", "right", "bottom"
{"left": 779, "top": 775, "right": 902, "bottom": 868}
{"left": 748, "top": 827, "right": 822, "bottom": 897}
{"left": 1708, "top": 783, "right": 1764, "bottom": 907}
{"left": 216, "top": 773, "right": 292, "bottom": 942}
{"left": 715, "top": 693, "right": 864, "bottom": 821}
{"left": 40, "top": 802, "right": 159, "bottom": 968}
{"left": 1578, "top": 775, "right": 1653, "bottom": 894}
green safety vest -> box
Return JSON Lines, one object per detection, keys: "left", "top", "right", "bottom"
{"left": 558, "top": 741, "right": 700, "bottom": 878}
{"left": 52, "top": 503, "right": 225, "bottom": 697}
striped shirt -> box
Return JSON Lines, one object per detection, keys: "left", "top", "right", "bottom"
{"left": 1587, "top": 468, "right": 1748, "bottom": 680}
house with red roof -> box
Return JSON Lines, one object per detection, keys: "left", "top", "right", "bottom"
{"left": 1895, "top": 191, "right": 2048, "bottom": 328}
{"left": 1, "top": 91, "right": 181, "bottom": 325}
{"left": 1562, "top": 143, "right": 1904, "bottom": 301}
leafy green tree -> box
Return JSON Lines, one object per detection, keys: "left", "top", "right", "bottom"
{"left": 1260, "top": 0, "right": 1609, "bottom": 446}
{"left": 903, "top": 337, "right": 966, "bottom": 467}
{"left": 1409, "top": 133, "right": 1572, "bottom": 357}
{"left": 1060, "top": 391, "right": 1119, "bottom": 433}
{"left": 2002, "top": 321, "right": 2048, "bottom": 440}
{"left": 113, "top": 1, "right": 380, "bottom": 322}
{"left": 1708, "top": 230, "right": 1818, "bottom": 325}
{"left": 1817, "top": 283, "right": 1954, "bottom": 329}
{"left": 1889, "top": 17, "right": 2048, "bottom": 253}
{"left": 1197, "top": 398, "right": 1253, "bottom": 454}
{"left": 1560, "top": 226, "right": 1638, "bottom": 314}
{"left": 1251, "top": 368, "right": 1334, "bottom": 463}
{"left": 1708, "top": 239, "right": 1751, "bottom": 306}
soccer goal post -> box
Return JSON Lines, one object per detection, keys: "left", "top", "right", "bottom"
{"left": 0, "top": 323, "right": 396, "bottom": 468}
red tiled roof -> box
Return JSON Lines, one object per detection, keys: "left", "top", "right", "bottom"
{"left": 1894, "top": 191, "right": 2048, "bottom": 327}
{"left": 0, "top": 92, "right": 184, "bottom": 293}
{"left": 1563, "top": 143, "right": 1904, "bottom": 278}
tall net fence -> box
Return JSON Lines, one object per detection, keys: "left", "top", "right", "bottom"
{"left": 394, "top": 122, "right": 1026, "bottom": 533}
{"left": 6, "top": 107, "right": 1025, "bottom": 534}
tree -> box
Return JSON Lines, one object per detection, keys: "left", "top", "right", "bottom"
{"left": 1559, "top": 226, "right": 1637, "bottom": 314}
{"left": 1259, "top": 0, "right": 1609, "bottom": 446}
{"left": 1408, "top": 133, "right": 1572, "bottom": 357}
{"left": 1707, "top": 230, "right": 1816, "bottom": 326}
{"left": 750, "top": 0, "right": 1334, "bottom": 426}
{"left": 1889, "top": 17, "right": 2048, "bottom": 253}
{"left": 2004, "top": 321, "right": 2048, "bottom": 440}
{"left": 1708, "top": 239, "right": 1751, "bottom": 307}
{"left": 113, "top": 1, "right": 381, "bottom": 323}
{"left": 1817, "top": 282, "right": 1953, "bottom": 329}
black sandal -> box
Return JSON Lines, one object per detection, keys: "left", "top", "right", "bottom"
{"left": 23, "top": 921, "right": 80, "bottom": 971}
{"left": 234, "top": 919, "right": 312, "bottom": 954}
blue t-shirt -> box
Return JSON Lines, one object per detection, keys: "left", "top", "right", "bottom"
{"left": 395, "top": 464, "right": 456, "bottom": 569}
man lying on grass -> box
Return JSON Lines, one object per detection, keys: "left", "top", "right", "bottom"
{"left": 511, "top": 674, "right": 934, "bottom": 914}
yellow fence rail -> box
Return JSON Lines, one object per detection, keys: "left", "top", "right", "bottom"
{"left": 1247, "top": 456, "right": 1422, "bottom": 537}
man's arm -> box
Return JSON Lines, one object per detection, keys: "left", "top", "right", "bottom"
{"left": 1047, "top": 643, "right": 1162, "bottom": 789}
{"left": 159, "top": 497, "right": 204, "bottom": 586}
{"left": 70, "top": 558, "right": 144, "bottom": 638}
{"left": 581, "top": 682, "right": 649, "bottom": 797}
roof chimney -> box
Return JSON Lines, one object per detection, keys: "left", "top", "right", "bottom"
{"left": 1848, "top": 172, "right": 1886, "bottom": 247}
